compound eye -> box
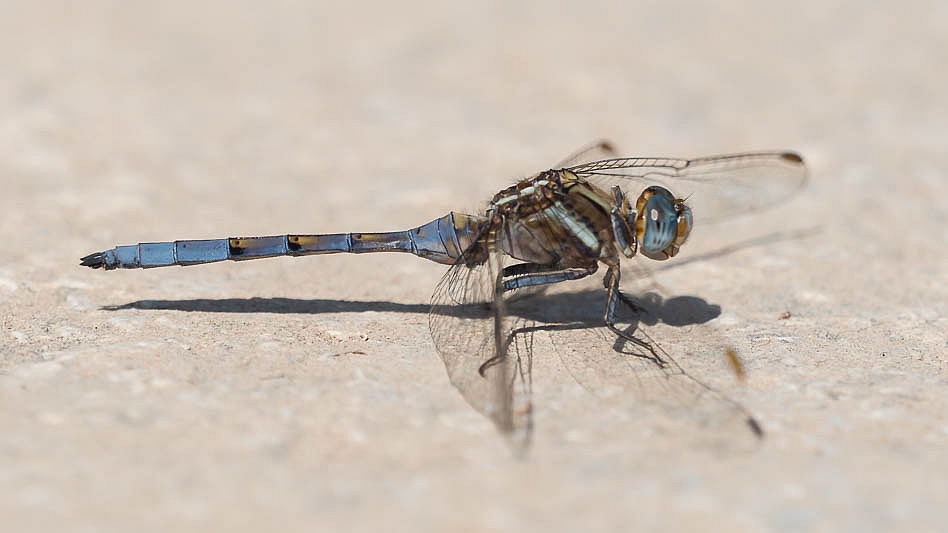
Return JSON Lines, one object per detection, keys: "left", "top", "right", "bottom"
{"left": 635, "top": 186, "right": 687, "bottom": 260}
{"left": 677, "top": 203, "right": 693, "bottom": 247}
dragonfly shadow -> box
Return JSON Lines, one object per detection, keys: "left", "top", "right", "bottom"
{"left": 506, "top": 289, "right": 720, "bottom": 328}
{"left": 104, "top": 290, "right": 720, "bottom": 329}
{"left": 102, "top": 297, "right": 432, "bottom": 315}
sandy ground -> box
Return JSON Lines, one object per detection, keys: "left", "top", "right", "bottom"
{"left": 1, "top": 2, "right": 946, "bottom": 532}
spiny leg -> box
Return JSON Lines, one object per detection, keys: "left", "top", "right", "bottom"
{"left": 602, "top": 265, "right": 667, "bottom": 367}
{"left": 608, "top": 186, "right": 638, "bottom": 258}
{"left": 599, "top": 265, "right": 647, "bottom": 314}
{"left": 478, "top": 264, "right": 598, "bottom": 376}
{"left": 615, "top": 288, "right": 648, "bottom": 315}
{"left": 501, "top": 263, "right": 598, "bottom": 292}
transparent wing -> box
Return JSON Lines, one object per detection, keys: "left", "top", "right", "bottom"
{"left": 567, "top": 151, "right": 807, "bottom": 223}
{"left": 553, "top": 139, "right": 618, "bottom": 168}
{"left": 508, "top": 274, "right": 764, "bottom": 452}
{"left": 428, "top": 238, "right": 534, "bottom": 450}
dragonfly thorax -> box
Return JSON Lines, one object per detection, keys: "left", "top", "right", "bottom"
{"left": 487, "top": 171, "right": 617, "bottom": 268}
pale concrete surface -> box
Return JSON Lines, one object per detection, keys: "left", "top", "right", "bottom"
{"left": 1, "top": 2, "right": 946, "bottom": 532}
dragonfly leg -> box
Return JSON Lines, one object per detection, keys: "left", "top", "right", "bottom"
{"left": 600, "top": 266, "right": 648, "bottom": 314}
{"left": 478, "top": 352, "right": 504, "bottom": 377}
{"left": 615, "top": 289, "right": 648, "bottom": 315}
{"left": 477, "top": 323, "right": 525, "bottom": 376}
{"left": 501, "top": 263, "right": 598, "bottom": 292}
{"left": 603, "top": 266, "right": 667, "bottom": 367}
{"left": 609, "top": 187, "right": 637, "bottom": 259}
{"left": 478, "top": 264, "right": 598, "bottom": 377}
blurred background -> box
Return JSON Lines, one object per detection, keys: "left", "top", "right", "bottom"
{"left": 1, "top": 1, "right": 945, "bottom": 532}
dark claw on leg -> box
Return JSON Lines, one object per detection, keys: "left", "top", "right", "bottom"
{"left": 616, "top": 290, "right": 647, "bottom": 314}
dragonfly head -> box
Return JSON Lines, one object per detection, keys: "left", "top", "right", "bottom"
{"left": 634, "top": 186, "right": 692, "bottom": 260}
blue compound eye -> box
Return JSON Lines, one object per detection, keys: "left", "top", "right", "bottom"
{"left": 634, "top": 186, "right": 690, "bottom": 260}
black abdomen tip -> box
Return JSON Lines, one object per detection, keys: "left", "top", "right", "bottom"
{"left": 80, "top": 252, "right": 108, "bottom": 269}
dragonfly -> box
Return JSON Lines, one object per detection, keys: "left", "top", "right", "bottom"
{"left": 81, "top": 142, "right": 807, "bottom": 449}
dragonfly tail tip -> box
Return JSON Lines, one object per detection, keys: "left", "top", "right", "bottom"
{"left": 80, "top": 252, "right": 108, "bottom": 269}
